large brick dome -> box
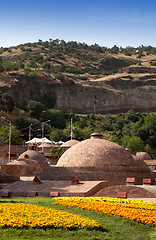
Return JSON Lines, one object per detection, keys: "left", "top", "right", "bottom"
{"left": 57, "top": 138, "right": 138, "bottom": 167}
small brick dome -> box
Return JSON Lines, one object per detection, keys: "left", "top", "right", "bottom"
{"left": 17, "top": 159, "right": 42, "bottom": 172}
{"left": 57, "top": 138, "right": 138, "bottom": 167}
{"left": 19, "top": 150, "right": 47, "bottom": 162}
{"left": 135, "top": 152, "right": 151, "bottom": 160}
{"left": 7, "top": 160, "right": 29, "bottom": 166}
{"left": 61, "top": 139, "right": 80, "bottom": 148}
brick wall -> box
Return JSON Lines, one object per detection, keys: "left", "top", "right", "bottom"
{"left": 38, "top": 165, "right": 155, "bottom": 186}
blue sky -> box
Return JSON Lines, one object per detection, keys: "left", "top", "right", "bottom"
{"left": 0, "top": 0, "right": 156, "bottom": 48}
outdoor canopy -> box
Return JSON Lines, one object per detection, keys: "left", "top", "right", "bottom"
{"left": 25, "top": 137, "right": 52, "bottom": 144}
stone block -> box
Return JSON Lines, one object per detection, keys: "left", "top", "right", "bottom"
{"left": 126, "top": 177, "right": 136, "bottom": 185}
{"left": 49, "top": 192, "right": 60, "bottom": 197}
{"left": 27, "top": 191, "right": 38, "bottom": 197}
{"left": 117, "top": 192, "right": 127, "bottom": 198}
{"left": 143, "top": 179, "right": 151, "bottom": 185}
{"left": 0, "top": 191, "right": 12, "bottom": 198}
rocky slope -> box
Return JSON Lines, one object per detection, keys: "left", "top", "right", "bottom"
{"left": 0, "top": 41, "right": 156, "bottom": 114}
{"left": 0, "top": 67, "right": 155, "bottom": 114}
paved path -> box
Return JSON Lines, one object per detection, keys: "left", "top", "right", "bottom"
{"left": 130, "top": 198, "right": 156, "bottom": 203}
{"left": 2, "top": 180, "right": 108, "bottom": 197}
{"left": 1, "top": 178, "right": 156, "bottom": 202}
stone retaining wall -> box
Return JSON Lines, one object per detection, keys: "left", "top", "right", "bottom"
{"left": 38, "top": 165, "right": 155, "bottom": 186}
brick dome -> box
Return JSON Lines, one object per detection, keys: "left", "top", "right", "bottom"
{"left": 61, "top": 139, "right": 80, "bottom": 148}
{"left": 57, "top": 138, "right": 138, "bottom": 167}
{"left": 6, "top": 160, "right": 34, "bottom": 176}
{"left": 7, "top": 160, "right": 29, "bottom": 166}
{"left": 19, "top": 150, "right": 47, "bottom": 162}
{"left": 135, "top": 152, "right": 151, "bottom": 160}
{"left": 17, "top": 159, "right": 42, "bottom": 173}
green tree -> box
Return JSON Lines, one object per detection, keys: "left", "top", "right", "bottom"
{"left": 1, "top": 93, "right": 15, "bottom": 112}
{"left": 27, "top": 101, "right": 45, "bottom": 119}
{"left": 44, "top": 109, "right": 66, "bottom": 129}
{"left": 24, "top": 65, "right": 31, "bottom": 74}
{"left": 50, "top": 128, "right": 66, "bottom": 142}
{"left": 110, "top": 45, "right": 119, "bottom": 54}
{"left": 55, "top": 73, "right": 65, "bottom": 81}
{"left": 125, "top": 109, "right": 140, "bottom": 122}
{"left": 121, "top": 135, "right": 144, "bottom": 154}
{"left": 0, "top": 125, "right": 23, "bottom": 145}
{"left": 144, "top": 144, "right": 154, "bottom": 159}
{"left": 50, "top": 147, "right": 65, "bottom": 158}
{"left": 39, "top": 90, "right": 57, "bottom": 109}
{"left": 0, "top": 56, "right": 4, "bottom": 72}
{"left": 63, "top": 122, "right": 84, "bottom": 139}
{"left": 108, "top": 135, "right": 121, "bottom": 144}
{"left": 82, "top": 126, "right": 93, "bottom": 139}
{"left": 138, "top": 113, "right": 156, "bottom": 147}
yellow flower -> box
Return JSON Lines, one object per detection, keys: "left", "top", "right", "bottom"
{"left": 0, "top": 203, "right": 100, "bottom": 229}
{"left": 52, "top": 197, "right": 156, "bottom": 226}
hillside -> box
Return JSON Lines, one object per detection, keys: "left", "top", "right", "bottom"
{"left": 0, "top": 40, "right": 156, "bottom": 113}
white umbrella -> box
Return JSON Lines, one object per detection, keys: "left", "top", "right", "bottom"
{"left": 42, "top": 137, "right": 52, "bottom": 144}
{"left": 25, "top": 137, "right": 38, "bottom": 144}
{"left": 25, "top": 137, "right": 52, "bottom": 144}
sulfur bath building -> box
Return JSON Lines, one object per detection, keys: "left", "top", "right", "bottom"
{"left": 38, "top": 133, "right": 154, "bottom": 185}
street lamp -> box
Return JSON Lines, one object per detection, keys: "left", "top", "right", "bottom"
{"left": 1, "top": 116, "right": 11, "bottom": 162}
{"left": 28, "top": 123, "right": 33, "bottom": 150}
{"left": 70, "top": 118, "right": 75, "bottom": 140}
{"left": 42, "top": 120, "right": 50, "bottom": 153}
{"left": 29, "top": 124, "right": 32, "bottom": 141}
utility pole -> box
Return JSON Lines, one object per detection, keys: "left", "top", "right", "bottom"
{"left": 41, "top": 120, "right": 50, "bottom": 153}
{"left": 70, "top": 118, "right": 73, "bottom": 140}
{"left": 29, "top": 124, "right": 32, "bottom": 141}
{"left": 70, "top": 118, "right": 75, "bottom": 139}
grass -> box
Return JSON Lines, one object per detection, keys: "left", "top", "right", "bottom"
{"left": 0, "top": 197, "right": 155, "bottom": 240}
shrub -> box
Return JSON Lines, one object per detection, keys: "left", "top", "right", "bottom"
{"left": 50, "top": 147, "right": 65, "bottom": 158}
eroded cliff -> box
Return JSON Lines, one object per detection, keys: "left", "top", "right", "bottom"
{"left": 0, "top": 67, "right": 155, "bottom": 114}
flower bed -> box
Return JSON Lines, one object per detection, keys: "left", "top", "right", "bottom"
{"left": 52, "top": 197, "right": 156, "bottom": 226}
{"left": 0, "top": 203, "right": 100, "bottom": 230}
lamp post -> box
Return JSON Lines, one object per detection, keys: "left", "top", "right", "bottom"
{"left": 70, "top": 118, "right": 75, "bottom": 140}
{"left": 28, "top": 123, "right": 32, "bottom": 150}
{"left": 41, "top": 120, "right": 50, "bottom": 153}
{"left": 1, "top": 116, "right": 11, "bottom": 162}
{"left": 29, "top": 124, "right": 32, "bottom": 141}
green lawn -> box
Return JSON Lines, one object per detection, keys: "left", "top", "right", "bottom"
{"left": 0, "top": 197, "right": 155, "bottom": 240}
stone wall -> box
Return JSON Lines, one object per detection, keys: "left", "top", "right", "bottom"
{"left": 38, "top": 165, "right": 155, "bottom": 186}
